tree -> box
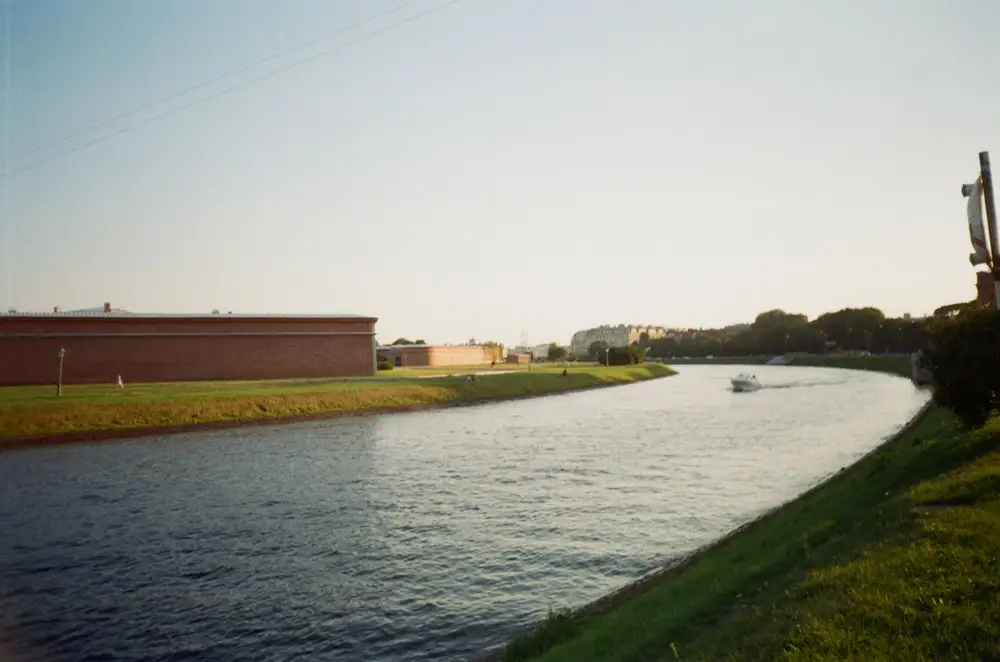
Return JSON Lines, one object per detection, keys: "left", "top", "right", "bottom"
{"left": 588, "top": 340, "right": 609, "bottom": 362}
{"left": 933, "top": 301, "right": 973, "bottom": 318}
{"left": 391, "top": 338, "right": 414, "bottom": 346}
{"left": 604, "top": 346, "right": 644, "bottom": 366}
{"left": 647, "top": 336, "right": 677, "bottom": 358}
{"left": 921, "top": 309, "right": 1000, "bottom": 428}
{"left": 414, "top": 339, "right": 426, "bottom": 345}
{"left": 629, "top": 304, "right": 936, "bottom": 360}
{"left": 812, "top": 307, "right": 886, "bottom": 351}
{"left": 548, "top": 343, "right": 568, "bottom": 362}
{"left": 751, "top": 309, "right": 810, "bottom": 354}
{"left": 479, "top": 340, "right": 505, "bottom": 363}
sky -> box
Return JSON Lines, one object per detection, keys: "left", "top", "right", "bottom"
{"left": 2, "top": 0, "right": 999, "bottom": 347}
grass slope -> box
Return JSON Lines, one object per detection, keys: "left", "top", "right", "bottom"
{"left": 789, "top": 354, "right": 912, "bottom": 379}
{"left": 0, "top": 363, "right": 674, "bottom": 443}
{"left": 499, "top": 358, "right": 1000, "bottom": 662}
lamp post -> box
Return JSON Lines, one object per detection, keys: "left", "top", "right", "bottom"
{"left": 57, "top": 346, "right": 66, "bottom": 396}
{"left": 605, "top": 347, "right": 610, "bottom": 367}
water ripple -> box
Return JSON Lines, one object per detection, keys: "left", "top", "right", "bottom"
{"left": 0, "top": 365, "right": 928, "bottom": 661}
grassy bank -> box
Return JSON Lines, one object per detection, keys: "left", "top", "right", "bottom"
{"left": 786, "top": 354, "right": 913, "bottom": 379}
{"left": 497, "top": 359, "right": 1000, "bottom": 661}
{"left": 663, "top": 356, "right": 771, "bottom": 366}
{"left": 0, "top": 363, "right": 674, "bottom": 446}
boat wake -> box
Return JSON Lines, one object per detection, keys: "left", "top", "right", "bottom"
{"left": 761, "top": 378, "right": 848, "bottom": 390}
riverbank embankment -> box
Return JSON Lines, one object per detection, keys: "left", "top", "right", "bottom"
{"left": 0, "top": 363, "right": 674, "bottom": 450}
{"left": 492, "top": 356, "right": 1000, "bottom": 662}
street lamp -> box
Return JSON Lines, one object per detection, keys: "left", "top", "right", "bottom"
{"left": 57, "top": 346, "right": 66, "bottom": 396}
{"left": 605, "top": 347, "right": 610, "bottom": 366}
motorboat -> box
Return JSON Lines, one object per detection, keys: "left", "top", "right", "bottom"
{"left": 730, "top": 373, "right": 762, "bottom": 392}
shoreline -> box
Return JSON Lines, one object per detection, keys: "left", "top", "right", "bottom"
{"left": 482, "top": 361, "right": 933, "bottom": 661}
{"left": 0, "top": 367, "right": 673, "bottom": 452}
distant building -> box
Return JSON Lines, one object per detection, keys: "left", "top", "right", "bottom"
{"left": 377, "top": 344, "right": 503, "bottom": 368}
{"left": 531, "top": 343, "right": 555, "bottom": 359}
{"left": 570, "top": 324, "right": 670, "bottom": 356}
{"left": 506, "top": 352, "right": 531, "bottom": 365}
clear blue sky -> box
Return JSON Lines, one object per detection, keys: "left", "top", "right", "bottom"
{"left": 2, "top": 0, "right": 999, "bottom": 347}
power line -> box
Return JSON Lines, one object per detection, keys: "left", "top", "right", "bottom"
{"left": 14, "top": 0, "right": 418, "bottom": 163}
{"left": 8, "top": 0, "right": 469, "bottom": 176}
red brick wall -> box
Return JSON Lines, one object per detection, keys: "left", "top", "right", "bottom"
{"left": 0, "top": 316, "right": 377, "bottom": 385}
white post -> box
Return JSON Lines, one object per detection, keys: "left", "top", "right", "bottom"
{"left": 57, "top": 347, "right": 65, "bottom": 396}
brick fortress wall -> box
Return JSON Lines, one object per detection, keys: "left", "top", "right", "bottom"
{"left": 0, "top": 316, "right": 377, "bottom": 385}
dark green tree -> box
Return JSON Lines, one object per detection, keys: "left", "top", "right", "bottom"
{"left": 921, "top": 309, "right": 1000, "bottom": 428}
{"left": 548, "top": 343, "right": 568, "bottom": 362}
{"left": 589, "top": 340, "right": 609, "bottom": 362}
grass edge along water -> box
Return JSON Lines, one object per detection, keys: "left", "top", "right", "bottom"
{"left": 491, "top": 355, "right": 1000, "bottom": 661}
{"left": 0, "top": 363, "right": 675, "bottom": 447}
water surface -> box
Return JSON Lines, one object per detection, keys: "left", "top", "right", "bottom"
{"left": 0, "top": 365, "right": 929, "bottom": 661}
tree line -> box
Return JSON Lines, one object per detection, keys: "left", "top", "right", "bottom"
{"left": 644, "top": 307, "right": 932, "bottom": 358}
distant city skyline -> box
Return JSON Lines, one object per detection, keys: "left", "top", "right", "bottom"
{"left": 2, "top": 0, "right": 998, "bottom": 347}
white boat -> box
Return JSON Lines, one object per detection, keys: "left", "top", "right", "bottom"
{"left": 730, "top": 373, "right": 762, "bottom": 392}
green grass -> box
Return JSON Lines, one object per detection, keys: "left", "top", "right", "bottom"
{"left": 663, "top": 356, "right": 772, "bottom": 366}
{"left": 494, "top": 357, "right": 1000, "bottom": 662}
{"left": 789, "top": 354, "right": 913, "bottom": 379}
{"left": 0, "top": 363, "right": 674, "bottom": 443}
{"left": 497, "top": 405, "right": 1000, "bottom": 662}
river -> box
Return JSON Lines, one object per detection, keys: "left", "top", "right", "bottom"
{"left": 0, "top": 365, "right": 929, "bottom": 662}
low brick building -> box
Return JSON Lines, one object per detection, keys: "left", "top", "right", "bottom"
{"left": 0, "top": 305, "right": 378, "bottom": 385}
{"left": 377, "top": 344, "right": 502, "bottom": 368}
